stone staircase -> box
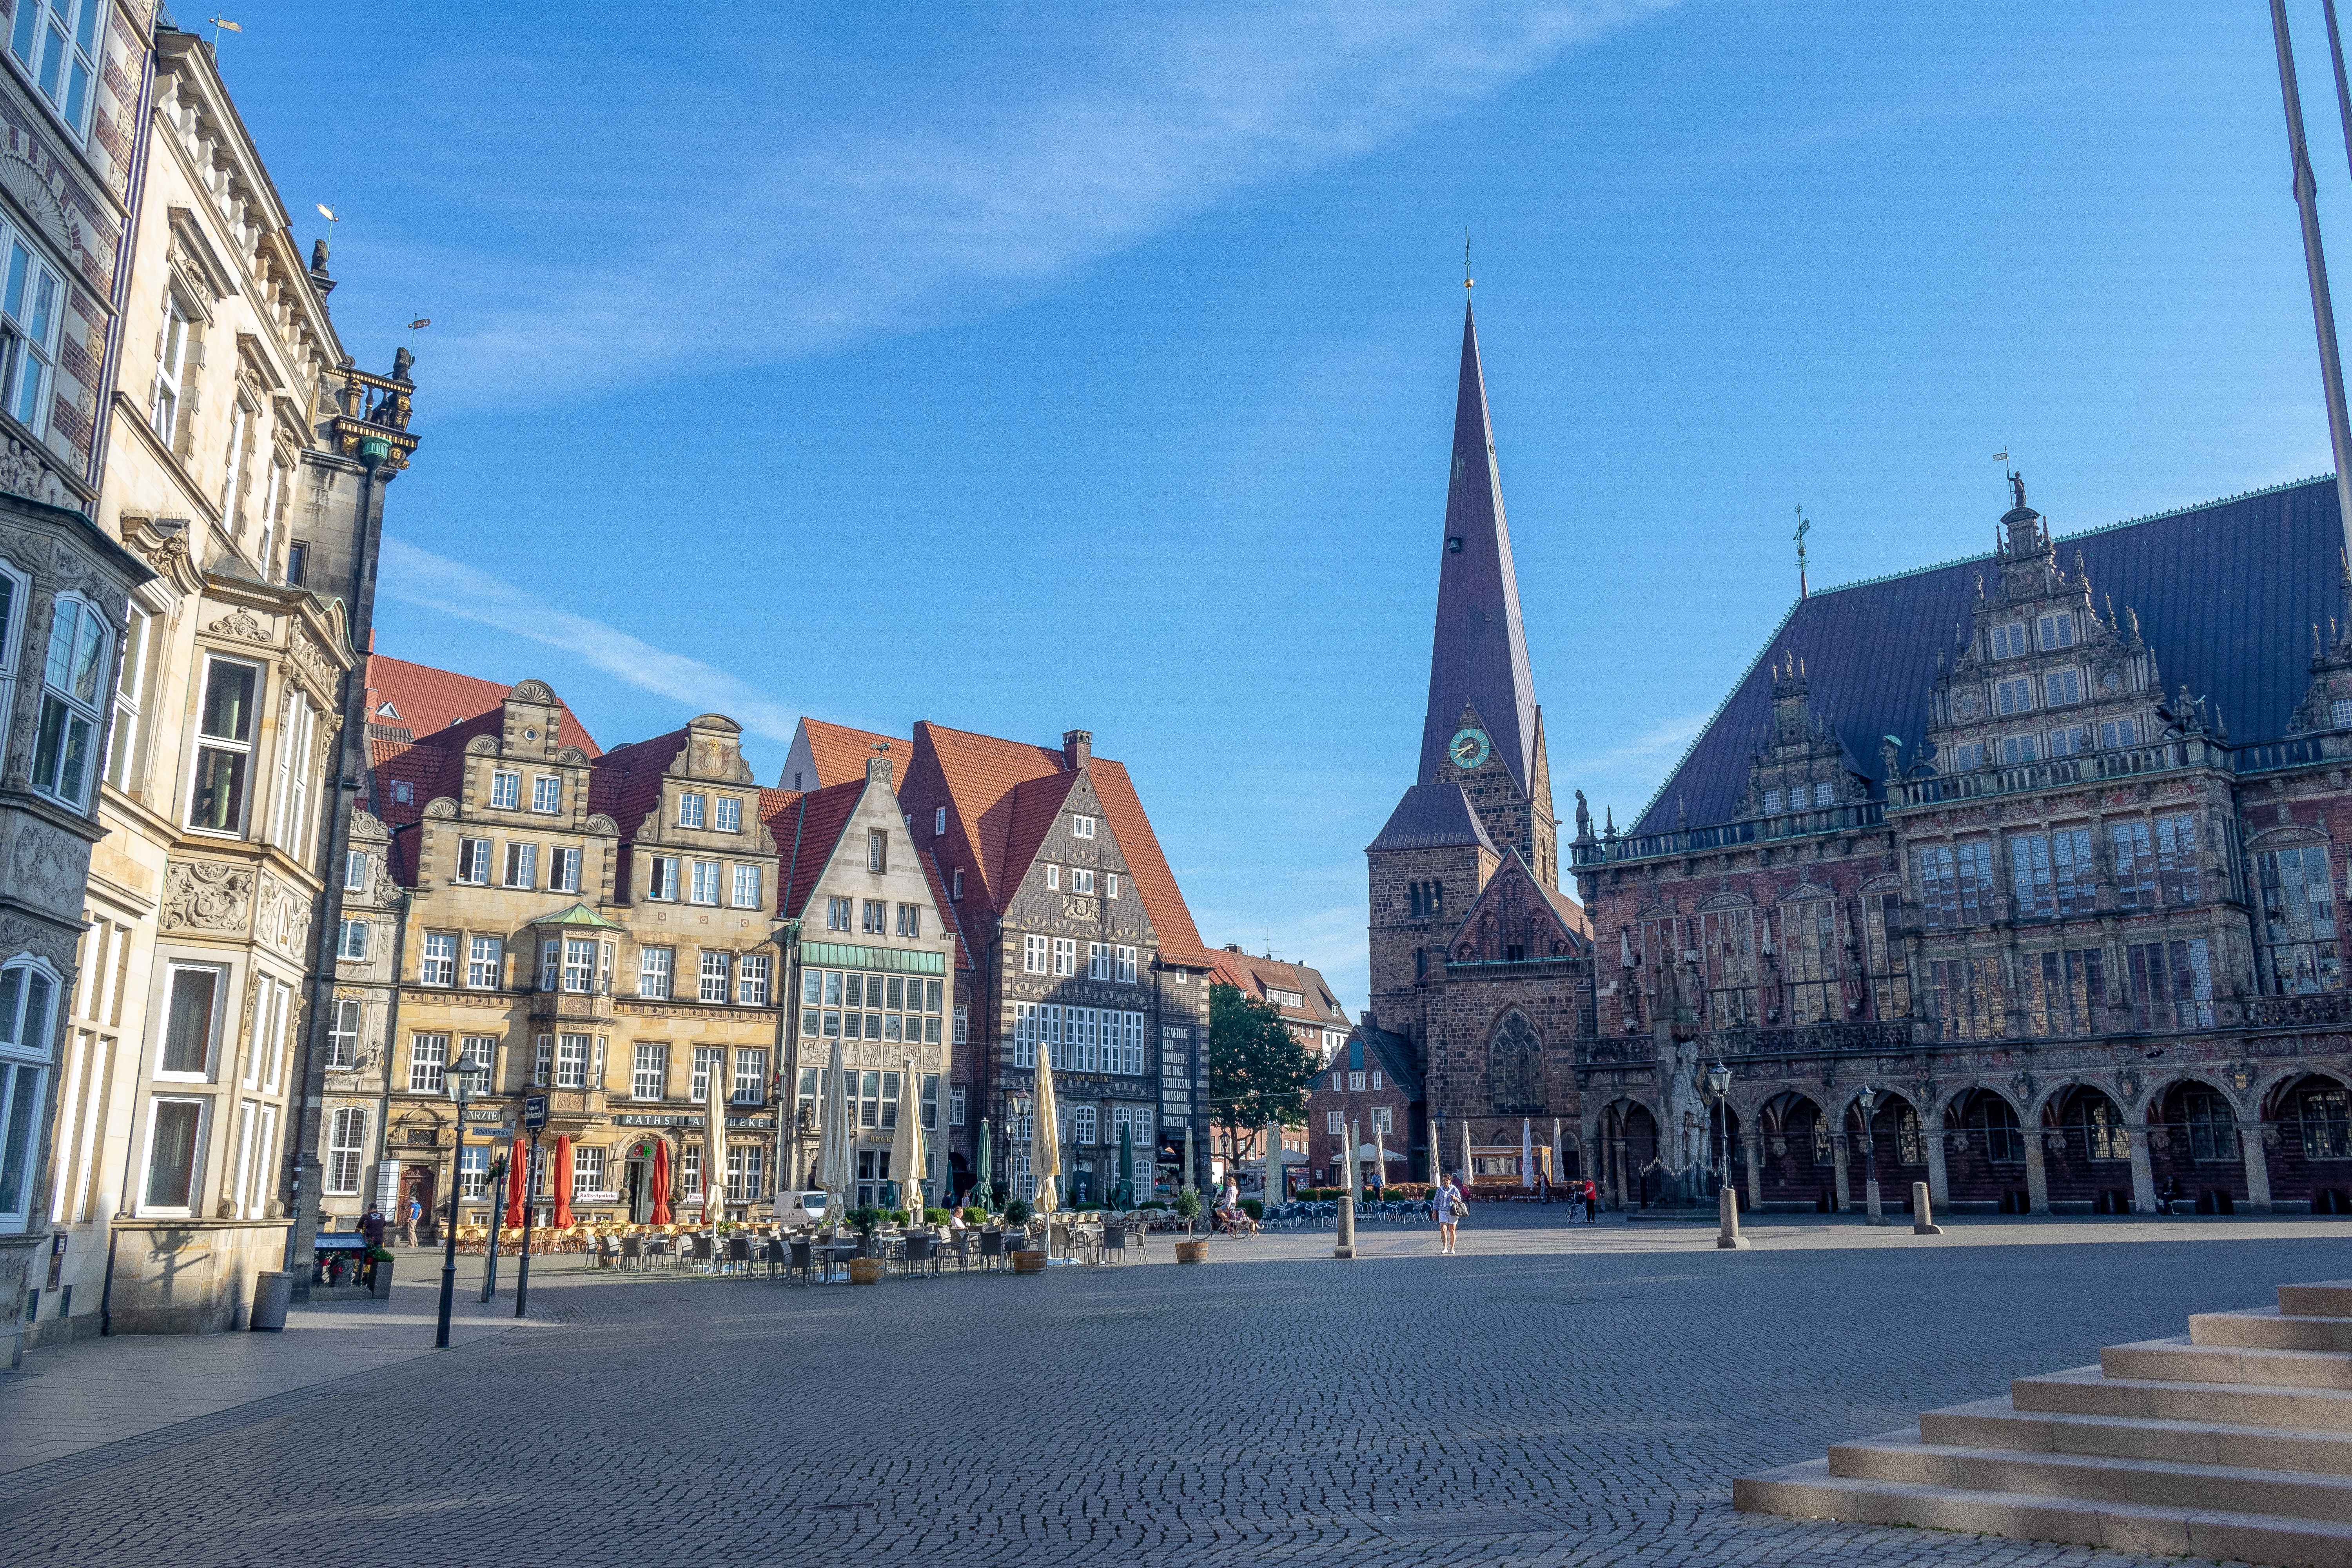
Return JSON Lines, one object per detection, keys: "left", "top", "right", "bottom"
{"left": 1734, "top": 1281, "right": 2352, "bottom": 1568}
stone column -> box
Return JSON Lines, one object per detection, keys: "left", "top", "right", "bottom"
{"left": 1743, "top": 1133, "right": 1763, "bottom": 1210}
{"left": 1832, "top": 1132, "right": 1852, "bottom": 1212}
{"left": 2023, "top": 1132, "right": 2050, "bottom": 1214}
{"left": 1924, "top": 1119, "right": 1951, "bottom": 1210}
{"left": 2127, "top": 1127, "right": 2158, "bottom": 1214}
{"left": 2241, "top": 1121, "right": 2274, "bottom": 1212}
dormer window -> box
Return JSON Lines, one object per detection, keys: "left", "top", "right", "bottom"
{"left": 2037, "top": 612, "right": 2076, "bottom": 650}
{"left": 1072, "top": 815, "right": 1096, "bottom": 839}
{"left": 1762, "top": 789, "right": 1782, "bottom": 814}
{"left": 1989, "top": 622, "right": 2029, "bottom": 659}
{"left": 392, "top": 780, "right": 414, "bottom": 805}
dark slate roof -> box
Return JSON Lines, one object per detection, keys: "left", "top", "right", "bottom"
{"left": 1359, "top": 1024, "right": 1425, "bottom": 1102}
{"left": 1367, "top": 782, "right": 1497, "bottom": 854}
{"left": 1418, "top": 301, "right": 1540, "bottom": 794}
{"left": 1631, "top": 475, "right": 2345, "bottom": 836}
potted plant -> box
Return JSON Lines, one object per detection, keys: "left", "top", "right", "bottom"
{"left": 1173, "top": 1189, "right": 1208, "bottom": 1263}
{"left": 843, "top": 1207, "right": 886, "bottom": 1284}
{"left": 366, "top": 1243, "right": 396, "bottom": 1298}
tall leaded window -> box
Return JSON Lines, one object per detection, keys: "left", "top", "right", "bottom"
{"left": 1917, "top": 842, "right": 1994, "bottom": 928}
{"left": 1861, "top": 889, "right": 1908, "bottom": 1019}
{"left": 2127, "top": 939, "right": 2213, "bottom": 1031}
{"left": 2301, "top": 1086, "right": 2352, "bottom": 1161}
{"left": 1779, "top": 898, "right": 1839, "bottom": 1024}
{"left": 327, "top": 998, "right": 361, "bottom": 1069}
{"left": 2154, "top": 813, "right": 2201, "bottom": 906}
{"left": 2111, "top": 821, "right": 2155, "bottom": 909}
{"left": 2181, "top": 1089, "right": 2236, "bottom": 1162}
{"left": 1973, "top": 1096, "right": 2023, "bottom": 1163}
{"left": 0, "top": 232, "right": 62, "bottom": 429}
{"left": 33, "top": 594, "right": 107, "bottom": 809}
{"left": 1931, "top": 957, "right": 2002, "bottom": 1040}
{"left": 1697, "top": 906, "right": 1757, "bottom": 1028}
{"left": 0, "top": 958, "right": 58, "bottom": 1226}
{"left": 188, "top": 657, "right": 260, "bottom": 833}
{"left": 325, "top": 1107, "right": 367, "bottom": 1194}
{"left": 2258, "top": 845, "right": 2341, "bottom": 995}
{"left": 2021, "top": 948, "right": 2103, "bottom": 1037}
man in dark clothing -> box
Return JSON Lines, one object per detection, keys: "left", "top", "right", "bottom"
{"left": 359, "top": 1207, "right": 386, "bottom": 1246}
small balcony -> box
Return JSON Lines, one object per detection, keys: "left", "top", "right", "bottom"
{"left": 1894, "top": 738, "right": 2229, "bottom": 809}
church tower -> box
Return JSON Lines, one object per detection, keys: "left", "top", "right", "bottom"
{"left": 1367, "top": 301, "right": 1557, "bottom": 1036}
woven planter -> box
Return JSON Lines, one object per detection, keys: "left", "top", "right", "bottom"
{"left": 848, "top": 1257, "right": 886, "bottom": 1285}
{"left": 1011, "top": 1249, "right": 1048, "bottom": 1275}
{"left": 1174, "top": 1240, "right": 1210, "bottom": 1265}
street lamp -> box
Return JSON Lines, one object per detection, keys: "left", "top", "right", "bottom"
{"left": 1707, "top": 1061, "right": 1732, "bottom": 1196}
{"left": 1857, "top": 1082, "right": 1885, "bottom": 1225}
{"left": 435, "top": 1069, "right": 468, "bottom": 1349}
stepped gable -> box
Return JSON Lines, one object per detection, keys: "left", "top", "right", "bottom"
{"left": 1738, "top": 1278, "right": 2352, "bottom": 1566}
{"left": 1632, "top": 475, "right": 2346, "bottom": 837}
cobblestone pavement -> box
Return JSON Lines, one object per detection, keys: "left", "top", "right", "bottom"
{"left": 4, "top": 1212, "right": 2348, "bottom": 1567}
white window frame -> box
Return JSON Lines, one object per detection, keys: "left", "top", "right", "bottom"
{"left": 1024, "top": 934, "right": 1047, "bottom": 975}
{"left": 503, "top": 840, "right": 539, "bottom": 889}
{"left": 326, "top": 998, "right": 361, "bottom": 1069}
{"left": 32, "top": 592, "right": 108, "bottom": 811}
{"left": 150, "top": 292, "right": 190, "bottom": 445}
{"left": 136, "top": 1094, "right": 209, "bottom": 1219}
{"left": 678, "top": 791, "right": 707, "bottom": 829}
{"left": 455, "top": 837, "right": 492, "bottom": 885}
{"left": 648, "top": 855, "right": 679, "bottom": 901}
{"left": 1088, "top": 942, "right": 1111, "bottom": 981}
{"left": 554, "top": 1033, "right": 589, "bottom": 1090}
{"left": 344, "top": 848, "right": 369, "bottom": 893}
{"left": 0, "top": 956, "right": 60, "bottom": 1227}
{"left": 155, "top": 964, "right": 224, "bottom": 1082}
{"left": 104, "top": 602, "right": 151, "bottom": 793}
{"left": 1072, "top": 815, "right": 1095, "bottom": 839}
{"left": 1105, "top": 873, "right": 1119, "bottom": 900}
{"left": 731, "top": 863, "right": 761, "bottom": 909}
{"left": 933, "top": 806, "right": 946, "bottom": 837}
{"left": 408, "top": 1033, "right": 448, "bottom": 1094}
{"left": 335, "top": 918, "right": 368, "bottom": 962}
{"left": 690, "top": 860, "right": 720, "bottom": 905}
{"left": 632, "top": 1044, "right": 667, "bottom": 1101}
{"left": 733, "top": 1048, "right": 767, "bottom": 1104}
{"left": 0, "top": 230, "right": 63, "bottom": 431}
{"left": 457, "top": 1035, "right": 495, "bottom": 1096}
{"left": 552, "top": 846, "right": 582, "bottom": 893}
{"left": 737, "top": 953, "right": 770, "bottom": 1007}
{"left": 1072, "top": 868, "right": 1095, "bottom": 895}
{"left": 489, "top": 770, "right": 521, "bottom": 810}
{"left": 1045, "top": 864, "right": 1060, "bottom": 891}
{"left": 532, "top": 775, "right": 561, "bottom": 813}
{"left": 699, "top": 950, "right": 731, "bottom": 1004}
{"left": 715, "top": 796, "right": 740, "bottom": 833}
{"left": 467, "top": 935, "right": 503, "bottom": 990}
{"left": 639, "top": 946, "right": 673, "bottom": 1000}
{"left": 1053, "top": 938, "right": 1076, "bottom": 977}
{"left": 419, "top": 932, "right": 457, "bottom": 987}
{"left": 325, "top": 1106, "right": 366, "bottom": 1195}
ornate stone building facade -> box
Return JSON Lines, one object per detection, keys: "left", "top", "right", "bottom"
{"left": 31, "top": 21, "right": 415, "bottom": 1342}
{"left": 1361, "top": 302, "right": 1593, "bottom": 1191}
{"left": 365, "top": 684, "right": 787, "bottom": 1236}
{"left": 1572, "top": 474, "right": 2352, "bottom": 1217}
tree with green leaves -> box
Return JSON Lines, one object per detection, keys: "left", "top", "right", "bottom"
{"left": 1207, "top": 982, "right": 1318, "bottom": 1174}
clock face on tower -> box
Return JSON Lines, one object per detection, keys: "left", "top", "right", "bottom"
{"left": 1448, "top": 727, "right": 1491, "bottom": 771}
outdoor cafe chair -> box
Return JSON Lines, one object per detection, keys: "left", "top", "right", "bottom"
{"left": 725, "top": 1235, "right": 752, "bottom": 1275}
{"left": 620, "top": 1234, "right": 644, "bottom": 1270}
{"left": 947, "top": 1231, "right": 973, "bottom": 1272}
{"left": 978, "top": 1230, "right": 1007, "bottom": 1272}
{"left": 690, "top": 1233, "right": 716, "bottom": 1271}
{"left": 901, "top": 1232, "right": 936, "bottom": 1277}
{"left": 786, "top": 1238, "right": 815, "bottom": 1285}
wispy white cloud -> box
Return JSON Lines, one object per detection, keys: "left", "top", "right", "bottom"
{"left": 378, "top": 536, "right": 805, "bottom": 743}
{"left": 1563, "top": 710, "right": 1708, "bottom": 816}
{"left": 358, "top": 1, "right": 1674, "bottom": 407}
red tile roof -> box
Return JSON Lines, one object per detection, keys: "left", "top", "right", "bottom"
{"left": 899, "top": 722, "right": 1209, "bottom": 969}
{"left": 367, "top": 654, "right": 601, "bottom": 757}
{"left": 766, "top": 779, "right": 865, "bottom": 923}
{"left": 799, "top": 719, "right": 909, "bottom": 789}
{"left": 588, "top": 728, "right": 687, "bottom": 839}
{"left": 1203, "top": 948, "right": 1349, "bottom": 1025}
{"left": 914, "top": 844, "right": 974, "bottom": 971}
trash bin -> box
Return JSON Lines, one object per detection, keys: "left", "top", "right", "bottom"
{"left": 249, "top": 1269, "right": 295, "bottom": 1331}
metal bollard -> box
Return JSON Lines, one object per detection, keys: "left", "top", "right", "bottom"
{"left": 1334, "top": 1194, "right": 1356, "bottom": 1260}
{"left": 1911, "top": 1181, "right": 1945, "bottom": 1235}
{"left": 1716, "top": 1185, "right": 1751, "bottom": 1249}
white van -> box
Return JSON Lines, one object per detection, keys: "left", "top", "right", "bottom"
{"left": 777, "top": 1191, "right": 830, "bottom": 1229}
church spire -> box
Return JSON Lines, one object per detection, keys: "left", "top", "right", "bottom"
{"left": 1418, "top": 299, "right": 1539, "bottom": 793}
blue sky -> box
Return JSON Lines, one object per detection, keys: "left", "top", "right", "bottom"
{"left": 227, "top": 1, "right": 2345, "bottom": 1013}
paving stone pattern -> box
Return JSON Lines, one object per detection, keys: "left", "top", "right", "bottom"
{"left": 5, "top": 1213, "right": 2348, "bottom": 1567}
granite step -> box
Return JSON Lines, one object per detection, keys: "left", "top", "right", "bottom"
{"left": 1735, "top": 1457, "right": 2352, "bottom": 1568}
{"left": 2196, "top": 1308, "right": 2352, "bottom": 1354}
{"left": 2013, "top": 1365, "right": 2352, "bottom": 1430}
{"left": 1826, "top": 1426, "right": 2352, "bottom": 1521}
{"left": 1922, "top": 1394, "right": 2352, "bottom": 1474}
{"left": 2103, "top": 1336, "right": 2352, "bottom": 1389}
{"left": 2282, "top": 1283, "right": 2352, "bottom": 1319}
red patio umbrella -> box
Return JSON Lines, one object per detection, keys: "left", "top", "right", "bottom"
{"left": 503, "top": 1138, "right": 526, "bottom": 1228}
{"left": 650, "top": 1138, "right": 672, "bottom": 1225}
{"left": 552, "top": 1134, "right": 574, "bottom": 1229}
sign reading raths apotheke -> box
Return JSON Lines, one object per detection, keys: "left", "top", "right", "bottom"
{"left": 613, "top": 1112, "right": 775, "bottom": 1129}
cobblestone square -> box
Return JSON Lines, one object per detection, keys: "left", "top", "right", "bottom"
{"left": 5, "top": 1212, "right": 2348, "bottom": 1567}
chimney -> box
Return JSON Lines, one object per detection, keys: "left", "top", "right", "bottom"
{"left": 1062, "top": 728, "right": 1092, "bottom": 769}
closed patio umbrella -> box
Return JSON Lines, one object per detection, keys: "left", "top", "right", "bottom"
{"left": 1523, "top": 1117, "right": 1535, "bottom": 1190}
{"left": 1263, "top": 1118, "right": 1281, "bottom": 1206}
{"left": 1461, "top": 1120, "right": 1472, "bottom": 1187}
{"left": 818, "top": 1038, "right": 851, "bottom": 1212}
{"left": 1184, "top": 1123, "right": 1195, "bottom": 1192}
{"left": 976, "top": 1119, "right": 992, "bottom": 1211}
{"left": 1032, "top": 1045, "right": 1062, "bottom": 1215}
{"left": 503, "top": 1137, "right": 526, "bottom": 1228}
{"left": 892, "top": 1054, "right": 927, "bottom": 1214}
{"left": 552, "top": 1134, "right": 574, "bottom": 1229}
{"left": 1118, "top": 1118, "right": 1136, "bottom": 1209}
{"left": 1373, "top": 1119, "right": 1388, "bottom": 1191}
{"left": 650, "top": 1137, "right": 672, "bottom": 1225}
{"left": 705, "top": 1050, "right": 729, "bottom": 1225}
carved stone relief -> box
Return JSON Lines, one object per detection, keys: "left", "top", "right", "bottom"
{"left": 7, "top": 818, "right": 87, "bottom": 912}
{"left": 254, "top": 873, "right": 304, "bottom": 957}
{"left": 160, "top": 859, "right": 252, "bottom": 933}
{"left": 206, "top": 608, "right": 272, "bottom": 644}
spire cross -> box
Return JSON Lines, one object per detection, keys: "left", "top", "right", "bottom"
{"left": 1463, "top": 227, "right": 1473, "bottom": 292}
{"left": 1793, "top": 505, "right": 1811, "bottom": 599}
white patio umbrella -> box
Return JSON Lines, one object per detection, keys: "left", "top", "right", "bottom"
{"left": 1522, "top": 1117, "right": 1535, "bottom": 1191}
{"left": 892, "top": 1054, "right": 928, "bottom": 1213}
{"left": 817, "top": 1038, "right": 851, "bottom": 1211}
{"left": 1461, "top": 1120, "right": 1472, "bottom": 1186}
{"left": 1348, "top": 1119, "right": 1362, "bottom": 1204}
{"left": 705, "top": 1049, "right": 730, "bottom": 1224}
{"left": 1373, "top": 1118, "right": 1388, "bottom": 1188}
{"left": 1263, "top": 1118, "right": 1282, "bottom": 1205}
{"left": 1031, "top": 1045, "right": 1062, "bottom": 1215}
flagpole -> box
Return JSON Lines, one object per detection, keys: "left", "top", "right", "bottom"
{"left": 2270, "top": 0, "right": 2352, "bottom": 563}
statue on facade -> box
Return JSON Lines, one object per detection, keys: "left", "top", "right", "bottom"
{"left": 1574, "top": 789, "right": 1591, "bottom": 838}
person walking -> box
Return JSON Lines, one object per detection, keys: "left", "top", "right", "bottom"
{"left": 359, "top": 1205, "right": 386, "bottom": 1248}
{"left": 1435, "top": 1171, "right": 1468, "bottom": 1254}
{"left": 1582, "top": 1176, "right": 1599, "bottom": 1224}
{"left": 400, "top": 1193, "right": 421, "bottom": 1248}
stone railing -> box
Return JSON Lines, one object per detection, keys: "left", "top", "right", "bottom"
{"left": 2243, "top": 993, "right": 2352, "bottom": 1030}
{"left": 1894, "top": 738, "right": 2231, "bottom": 809}
{"left": 1574, "top": 1039, "right": 1656, "bottom": 1067}
{"left": 1573, "top": 801, "right": 1884, "bottom": 867}
{"left": 1707, "top": 1020, "right": 1913, "bottom": 1056}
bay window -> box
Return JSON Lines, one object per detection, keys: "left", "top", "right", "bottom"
{"left": 0, "top": 958, "right": 59, "bottom": 1228}
{"left": 188, "top": 657, "right": 260, "bottom": 833}
{"left": 9, "top": 0, "right": 97, "bottom": 137}
{"left": 0, "top": 233, "right": 61, "bottom": 429}
{"left": 33, "top": 593, "right": 107, "bottom": 809}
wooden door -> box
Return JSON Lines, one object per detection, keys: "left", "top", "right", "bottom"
{"left": 401, "top": 1166, "right": 437, "bottom": 1241}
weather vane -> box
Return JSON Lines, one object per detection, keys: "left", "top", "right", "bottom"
{"left": 206, "top": 15, "right": 240, "bottom": 49}
{"left": 1793, "top": 504, "right": 1812, "bottom": 600}
{"left": 1464, "top": 227, "right": 1473, "bottom": 292}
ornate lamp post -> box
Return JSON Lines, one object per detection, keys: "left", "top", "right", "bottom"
{"left": 1707, "top": 1061, "right": 1733, "bottom": 1196}
{"left": 1858, "top": 1083, "right": 1887, "bottom": 1225}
